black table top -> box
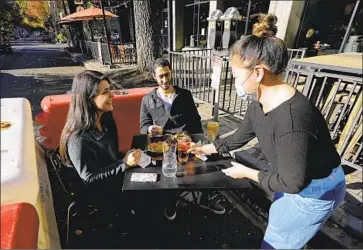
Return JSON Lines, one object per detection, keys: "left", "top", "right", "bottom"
{"left": 122, "top": 134, "right": 252, "bottom": 192}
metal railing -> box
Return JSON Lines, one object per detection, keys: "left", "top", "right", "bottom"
{"left": 287, "top": 48, "right": 306, "bottom": 64}
{"left": 285, "top": 61, "right": 362, "bottom": 170}
{"left": 170, "top": 47, "right": 307, "bottom": 119}
{"left": 109, "top": 43, "right": 137, "bottom": 65}
{"left": 180, "top": 48, "right": 213, "bottom": 57}
{"left": 101, "top": 42, "right": 112, "bottom": 65}
{"left": 85, "top": 41, "right": 136, "bottom": 66}
{"left": 85, "top": 41, "right": 100, "bottom": 61}
{"left": 170, "top": 51, "right": 214, "bottom": 103}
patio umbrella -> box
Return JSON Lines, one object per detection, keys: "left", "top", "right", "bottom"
{"left": 61, "top": 7, "right": 118, "bottom": 21}
{"left": 58, "top": 19, "right": 88, "bottom": 24}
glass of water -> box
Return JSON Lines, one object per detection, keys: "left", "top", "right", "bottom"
{"left": 162, "top": 153, "right": 177, "bottom": 177}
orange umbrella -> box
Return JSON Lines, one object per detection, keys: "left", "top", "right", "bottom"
{"left": 61, "top": 7, "right": 118, "bottom": 21}
{"left": 58, "top": 19, "right": 85, "bottom": 24}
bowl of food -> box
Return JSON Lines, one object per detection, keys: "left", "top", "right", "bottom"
{"left": 145, "top": 141, "right": 164, "bottom": 157}
{"left": 150, "top": 134, "right": 166, "bottom": 143}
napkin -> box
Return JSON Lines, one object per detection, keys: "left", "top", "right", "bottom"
{"left": 131, "top": 173, "right": 157, "bottom": 182}
{"left": 195, "top": 140, "right": 208, "bottom": 161}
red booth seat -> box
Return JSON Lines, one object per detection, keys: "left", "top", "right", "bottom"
{"left": 35, "top": 87, "right": 153, "bottom": 152}
{"left": 1, "top": 202, "right": 39, "bottom": 249}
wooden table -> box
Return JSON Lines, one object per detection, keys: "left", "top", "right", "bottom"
{"left": 293, "top": 52, "right": 362, "bottom": 74}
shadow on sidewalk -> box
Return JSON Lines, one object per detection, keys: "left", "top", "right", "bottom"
{"left": 0, "top": 73, "right": 73, "bottom": 116}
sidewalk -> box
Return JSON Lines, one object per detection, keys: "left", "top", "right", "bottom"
{"left": 196, "top": 99, "right": 363, "bottom": 249}
{"left": 63, "top": 49, "right": 154, "bottom": 89}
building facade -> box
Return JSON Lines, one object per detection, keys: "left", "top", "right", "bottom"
{"left": 167, "top": 0, "right": 361, "bottom": 52}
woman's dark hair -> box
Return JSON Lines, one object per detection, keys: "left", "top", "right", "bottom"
{"left": 230, "top": 13, "right": 288, "bottom": 76}
{"left": 59, "top": 70, "right": 113, "bottom": 164}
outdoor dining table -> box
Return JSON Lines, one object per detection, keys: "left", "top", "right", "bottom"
{"left": 122, "top": 134, "right": 252, "bottom": 193}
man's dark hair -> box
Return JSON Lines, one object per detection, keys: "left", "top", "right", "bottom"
{"left": 153, "top": 58, "right": 171, "bottom": 73}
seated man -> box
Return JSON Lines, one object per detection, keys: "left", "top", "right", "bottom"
{"left": 140, "top": 58, "right": 226, "bottom": 220}
{"left": 140, "top": 59, "right": 203, "bottom": 135}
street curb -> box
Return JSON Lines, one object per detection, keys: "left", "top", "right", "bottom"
{"left": 63, "top": 48, "right": 108, "bottom": 72}
{"left": 80, "top": 58, "right": 101, "bottom": 71}
{"left": 220, "top": 190, "right": 363, "bottom": 249}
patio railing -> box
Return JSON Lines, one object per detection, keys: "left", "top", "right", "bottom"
{"left": 85, "top": 40, "right": 136, "bottom": 66}
{"left": 170, "top": 51, "right": 214, "bottom": 104}
{"left": 170, "top": 47, "right": 307, "bottom": 118}
{"left": 85, "top": 41, "right": 100, "bottom": 61}
{"left": 285, "top": 61, "right": 362, "bottom": 170}
{"left": 109, "top": 43, "right": 137, "bottom": 65}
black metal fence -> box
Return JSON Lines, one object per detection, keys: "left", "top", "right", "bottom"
{"left": 85, "top": 41, "right": 100, "bottom": 60}
{"left": 170, "top": 50, "right": 214, "bottom": 103}
{"left": 170, "top": 48, "right": 307, "bottom": 119}
{"left": 109, "top": 43, "right": 137, "bottom": 65}
{"left": 85, "top": 41, "right": 136, "bottom": 66}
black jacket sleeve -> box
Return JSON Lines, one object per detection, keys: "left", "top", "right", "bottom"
{"left": 67, "top": 135, "right": 124, "bottom": 186}
{"left": 185, "top": 90, "right": 203, "bottom": 134}
{"left": 140, "top": 96, "right": 153, "bottom": 134}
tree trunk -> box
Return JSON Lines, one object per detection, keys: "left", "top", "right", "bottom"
{"left": 133, "top": 0, "right": 162, "bottom": 72}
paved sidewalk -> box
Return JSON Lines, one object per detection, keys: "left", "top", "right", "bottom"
{"left": 63, "top": 49, "right": 148, "bottom": 89}
{"left": 196, "top": 98, "right": 363, "bottom": 248}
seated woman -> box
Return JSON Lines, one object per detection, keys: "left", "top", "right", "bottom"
{"left": 59, "top": 70, "right": 142, "bottom": 203}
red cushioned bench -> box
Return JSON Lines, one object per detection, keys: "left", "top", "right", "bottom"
{"left": 1, "top": 203, "right": 39, "bottom": 249}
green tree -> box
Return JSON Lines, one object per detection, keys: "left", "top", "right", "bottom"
{"left": 0, "top": 1, "right": 21, "bottom": 34}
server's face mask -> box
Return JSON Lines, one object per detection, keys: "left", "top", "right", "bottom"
{"left": 234, "top": 70, "right": 260, "bottom": 101}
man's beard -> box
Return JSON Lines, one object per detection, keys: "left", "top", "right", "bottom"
{"left": 160, "top": 81, "right": 171, "bottom": 90}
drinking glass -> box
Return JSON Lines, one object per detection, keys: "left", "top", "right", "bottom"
{"left": 206, "top": 121, "right": 219, "bottom": 142}
{"left": 153, "top": 120, "right": 163, "bottom": 135}
{"left": 163, "top": 136, "right": 177, "bottom": 155}
{"left": 162, "top": 152, "right": 177, "bottom": 177}
{"left": 177, "top": 135, "right": 191, "bottom": 163}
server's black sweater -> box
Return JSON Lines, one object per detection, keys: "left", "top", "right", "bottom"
{"left": 214, "top": 91, "right": 341, "bottom": 194}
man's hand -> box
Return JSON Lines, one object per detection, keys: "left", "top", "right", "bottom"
{"left": 148, "top": 125, "right": 162, "bottom": 137}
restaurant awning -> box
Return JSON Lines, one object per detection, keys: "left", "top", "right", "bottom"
{"left": 60, "top": 7, "right": 118, "bottom": 22}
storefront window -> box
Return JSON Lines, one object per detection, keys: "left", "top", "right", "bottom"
{"left": 296, "top": 0, "right": 362, "bottom": 54}
{"left": 184, "top": 0, "right": 210, "bottom": 48}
